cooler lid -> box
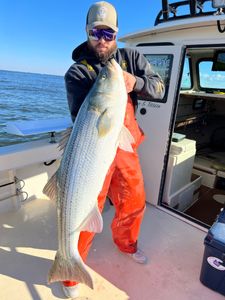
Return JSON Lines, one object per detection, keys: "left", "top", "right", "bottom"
{"left": 205, "top": 210, "right": 225, "bottom": 252}
{"left": 170, "top": 138, "right": 196, "bottom": 155}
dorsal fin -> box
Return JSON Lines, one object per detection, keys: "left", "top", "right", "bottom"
{"left": 57, "top": 127, "right": 73, "bottom": 152}
{"left": 43, "top": 173, "right": 58, "bottom": 202}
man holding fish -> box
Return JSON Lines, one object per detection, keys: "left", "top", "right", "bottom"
{"left": 44, "top": 1, "right": 165, "bottom": 298}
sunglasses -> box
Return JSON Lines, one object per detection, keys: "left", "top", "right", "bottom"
{"left": 88, "top": 28, "right": 116, "bottom": 41}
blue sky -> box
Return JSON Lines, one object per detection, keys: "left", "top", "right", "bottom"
{"left": 0, "top": 1, "right": 162, "bottom": 75}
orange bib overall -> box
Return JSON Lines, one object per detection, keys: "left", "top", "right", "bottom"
{"left": 63, "top": 95, "right": 146, "bottom": 287}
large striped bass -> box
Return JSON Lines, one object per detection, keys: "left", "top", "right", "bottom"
{"left": 43, "top": 58, "right": 134, "bottom": 289}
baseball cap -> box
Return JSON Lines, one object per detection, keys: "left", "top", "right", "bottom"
{"left": 86, "top": 1, "right": 118, "bottom": 32}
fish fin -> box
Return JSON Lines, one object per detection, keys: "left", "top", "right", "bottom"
{"left": 97, "top": 109, "right": 112, "bottom": 137}
{"left": 43, "top": 173, "right": 58, "bottom": 201}
{"left": 118, "top": 125, "right": 135, "bottom": 153}
{"left": 58, "top": 127, "right": 73, "bottom": 152}
{"left": 78, "top": 205, "right": 103, "bottom": 233}
{"left": 48, "top": 251, "right": 94, "bottom": 289}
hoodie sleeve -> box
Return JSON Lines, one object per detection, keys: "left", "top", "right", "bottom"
{"left": 124, "top": 49, "right": 165, "bottom": 101}
{"left": 64, "top": 64, "right": 94, "bottom": 122}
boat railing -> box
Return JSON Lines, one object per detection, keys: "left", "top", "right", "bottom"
{"left": 0, "top": 118, "right": 72, "bottom": 212}
{"left": 5, "top": 117, "right": 73, "bottom": 143}
{"left": 155, "top": 0, "right": 225, "bottom": 25}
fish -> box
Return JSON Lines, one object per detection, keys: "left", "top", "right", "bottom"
{"left": 43, "top": 58, "right": 134, "bottom": 289}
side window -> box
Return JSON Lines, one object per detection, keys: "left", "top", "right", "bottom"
{"left": 199, "top": 60, "right": 225, "bottom": 91}
{"left": 181, "top": 57, "right": 191, "bottom": 90}
{"left": 144, "top": 54, "right": 173, "bottom": 103}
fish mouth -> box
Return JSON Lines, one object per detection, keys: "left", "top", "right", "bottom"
{"left": 106, "top": 58, "right": 117, "bottom": 70}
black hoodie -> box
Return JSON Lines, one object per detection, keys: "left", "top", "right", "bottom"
{"left": 65, "top": 41, "right": 165, "bottom": 121}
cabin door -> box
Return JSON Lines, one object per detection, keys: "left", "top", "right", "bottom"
{"left": 134, "top": 45, "right": 184, "bottom": 206}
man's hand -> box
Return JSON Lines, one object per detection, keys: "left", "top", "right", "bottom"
{"left": 123, "top": 71, "right": 136, "bottom": 93}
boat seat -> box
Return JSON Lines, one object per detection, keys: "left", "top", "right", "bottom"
{"left": 193, "top": 152, "right": 225, "bottom": 188}
{"left": 194, "top": 152, "right": 225, "bottom": 172}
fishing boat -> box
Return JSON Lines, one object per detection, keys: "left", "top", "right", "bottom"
{"left": 1, "top": 1, "right": 225, "bottom": 299}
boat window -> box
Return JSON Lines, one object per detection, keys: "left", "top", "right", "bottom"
{"left": 198, "top": 60, "right": 225, "bottom": 92}
{"left": 144, "top": 54, "right": 173, "bottom": 102}
{"left": 181, "top": 57, "right": 191, "bottom": 90}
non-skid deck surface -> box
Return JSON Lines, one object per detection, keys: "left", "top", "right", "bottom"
{"left": 0, "top": 198, "right": 225, "bottom": 300}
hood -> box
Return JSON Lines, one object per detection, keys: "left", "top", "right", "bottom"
{"left": 72, "top": 42, "right": 91, "bottom": 62}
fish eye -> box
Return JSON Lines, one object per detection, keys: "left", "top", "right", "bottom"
{"left": 101, "top": 73, "right": 107, "bottom": 80}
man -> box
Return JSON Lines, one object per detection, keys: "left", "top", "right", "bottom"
{"left": 63, "top": 1, "right": 165, "bottom": 298}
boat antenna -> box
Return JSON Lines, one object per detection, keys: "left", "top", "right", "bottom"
{"left": 162, "top": 0, "right": 169, "bottom": 22}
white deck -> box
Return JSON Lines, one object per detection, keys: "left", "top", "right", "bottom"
{"left": 0, "top": 198, "right": 224, "bottom": 300}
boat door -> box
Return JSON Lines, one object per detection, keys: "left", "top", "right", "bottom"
{"left": 135, "top": 45, "right": 184, "bottom": 206}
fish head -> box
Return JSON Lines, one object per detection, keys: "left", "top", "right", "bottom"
{"left": 88, "top": 58, "right": 127, "bottom": 112}
{"left": 96, "top": 58, "right": 125, "bottom": 95}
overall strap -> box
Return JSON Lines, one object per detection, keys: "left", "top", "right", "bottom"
{"left": 80, "top": 59, "right": 95, "bottom": 72}
{"left": 119, "top": 48, "right": 128, "bottom": 71}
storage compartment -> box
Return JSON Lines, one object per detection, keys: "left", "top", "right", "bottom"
{"left": 172, "top": 175, "right": 202, "bottom": 211}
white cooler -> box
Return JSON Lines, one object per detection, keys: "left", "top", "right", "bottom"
{"left": 163, "top": 138, "right": 201, "bottom": 211}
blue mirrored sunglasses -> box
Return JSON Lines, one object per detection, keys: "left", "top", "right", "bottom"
{"left": 88, "top": 28, "right": 116, "bottom": 41}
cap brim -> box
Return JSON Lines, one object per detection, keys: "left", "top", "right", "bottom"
{"left": 87, "top": 21, "right": 118, "bottom": 32}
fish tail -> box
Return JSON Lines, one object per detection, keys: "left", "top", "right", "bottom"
{"left": 48, "top": 250, "right": 94, "bottom": 289}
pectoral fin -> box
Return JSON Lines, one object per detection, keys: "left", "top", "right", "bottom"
{"left": 118, "top": 125, "right": 135, "bottom": 153}
{"left": 97, "top": 109, "right": 112, "bottom": 137}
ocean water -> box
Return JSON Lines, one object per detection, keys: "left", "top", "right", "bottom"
{"left": 0, "top": 69, "right": 70, "bottom": 147}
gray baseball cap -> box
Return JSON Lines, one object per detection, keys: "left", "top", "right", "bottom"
{"left": 86, "top": 1, "right": 118, "bottom": 32}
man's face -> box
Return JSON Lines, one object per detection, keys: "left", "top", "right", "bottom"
{"left": 87, "top": 26, "right": 117, "bottom": 63}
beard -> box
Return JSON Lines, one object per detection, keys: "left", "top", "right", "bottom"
{"left": 87, "top": 40, "right": 117, "bottom": 63}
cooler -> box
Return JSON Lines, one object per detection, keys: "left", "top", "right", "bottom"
{"left": 200, "top": 209, "right": 225, "bottom": 296}
{"left": 163, "top": 137, "right": 198, "bottom": 210}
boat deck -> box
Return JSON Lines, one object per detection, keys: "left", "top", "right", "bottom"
{"left": 0, "top": 198, "right": 224, "bottom": 300}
